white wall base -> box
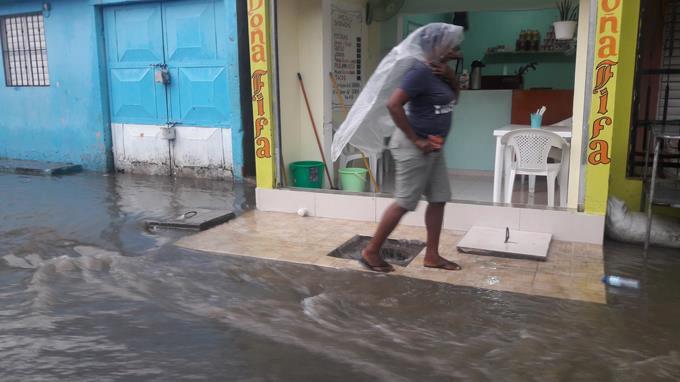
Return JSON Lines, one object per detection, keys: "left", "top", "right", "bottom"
{"left": 111, "top": 123, "right": 233, "bottom": 179}
{"left": 256, "top": 188, "right": 606, "bottom": 244}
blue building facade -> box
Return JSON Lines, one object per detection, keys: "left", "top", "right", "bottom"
{"left": 0, "top": 0, "right": 246, "bottom": 177}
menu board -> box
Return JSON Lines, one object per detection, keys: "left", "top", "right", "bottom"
{"left": 331, "top": 4, "right": 363, "bottom": 110}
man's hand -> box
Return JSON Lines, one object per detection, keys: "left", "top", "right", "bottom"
{"left": 428, "top": 135, "right": 444, "bottom": 150}
{"left": 444, "top": 48, "right": 464, "bottom": 61}
{"left": 413, "top": 138, "right": 436, "bottom": 153}
{"left": 413, "top": 135, "right": 444, "bottom": 153}
{"left": 429, "top": 61, "right": 453, "bottom": 79}
{"left": 432, "top": 48, "right": 463, "bottom": 92}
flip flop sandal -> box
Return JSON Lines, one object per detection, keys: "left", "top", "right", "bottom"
{"left": 424, "top": 259, "right": 462, "bottom": 271}
{"left": 358, "top": 257, "right": 394, "bottom": 273}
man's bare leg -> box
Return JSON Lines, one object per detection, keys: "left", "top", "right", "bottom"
{"left": 423, "top": 202, "right": 461, "bottom": 270}
{"left": 361, "top": 202, "right": 408, "bottom": 272}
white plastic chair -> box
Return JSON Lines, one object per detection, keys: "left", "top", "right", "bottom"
{"left": 522, "top": 117, "right": 573, "bottom": 197}
{"left": 502, "top": 129, "right": 569, "bottom": 207}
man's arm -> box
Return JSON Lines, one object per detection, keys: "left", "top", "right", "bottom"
{"left": 387, "top": 89, "right": 438, "bottom": 153}
{"left": 430, "top": 61, "right": 460, "bottom": 98}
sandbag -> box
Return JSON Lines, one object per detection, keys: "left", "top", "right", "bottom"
{"left": 606, "top": 197, "right": 680, "bottom": 248}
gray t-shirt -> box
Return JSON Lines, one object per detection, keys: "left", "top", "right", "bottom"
{"left": 399, "top": 61, "right": 456, "bottom": 138}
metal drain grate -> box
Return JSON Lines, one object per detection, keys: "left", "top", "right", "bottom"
{"left": 327, "top": 235, "right": 425, "bottom": 267}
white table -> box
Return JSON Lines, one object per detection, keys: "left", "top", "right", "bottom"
{"left": 492, "top": 124, "right": 572, "bottom": 204}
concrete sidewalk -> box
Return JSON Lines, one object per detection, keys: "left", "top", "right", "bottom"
{"left": 176, "top": 211, "right": 605, "bottom": 303}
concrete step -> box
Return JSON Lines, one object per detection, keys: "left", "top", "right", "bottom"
{"left": 146, "top": 209, "right": 235, "bottom": 231}
{"left": 0, "top": 159, "right": 83, "bottom": 175}
{"left": 457, "top": 226, "right": 551, "bottom": 261}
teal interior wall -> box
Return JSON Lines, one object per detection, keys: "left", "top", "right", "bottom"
{"left": 373, "top": 6, "right": 577, "bottom": 171}
{"left": 460, "top": 8, "right": 575, "bottom": 89}
{"left": 379, "top": 13, "right": 451, "bottom": 58}
{"left": 0, "top": 0, "right": 112, "bottom": 170}
{"left": 378, "top": 8, "right": 575, "bottom": 89}
{"left": 0, "top": 0, "right": 243, "bottom": 174}
{"left": 446, "top": 90, "right": 512, "bottom": 171}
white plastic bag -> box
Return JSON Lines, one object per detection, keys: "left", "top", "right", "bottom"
{"left": 331, "top": 23, "right": 464, "bottom": 161}
{"left": 606, "top": 197, "right": 680, "bottom": 248}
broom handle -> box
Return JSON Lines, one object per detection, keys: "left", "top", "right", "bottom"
{"left": 297, "top": 73, "right": 335, "bottom": 189}
{"left": 328, "top": 72, "right": 380, "bottom": 193}
{"left": 280, "top": 152, "right": 288, "bottom": 186}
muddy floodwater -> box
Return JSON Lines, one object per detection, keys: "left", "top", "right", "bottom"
{"left": 1, "top": 172, "right": 680, "bottom": 381}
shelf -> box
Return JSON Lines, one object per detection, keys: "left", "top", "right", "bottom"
{"left": 485, "top": 50, "right": 575, "bottom": 56}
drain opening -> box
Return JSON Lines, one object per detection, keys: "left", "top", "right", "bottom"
{"left": 327, "top": 235, "right": 425, "bottom": 267}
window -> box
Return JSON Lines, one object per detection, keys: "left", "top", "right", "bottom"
{"left": 629, "top": 1, "right": 680, "bottom": 177}
{"left": 1, "top": 13, "right": 49, "bottom": 87}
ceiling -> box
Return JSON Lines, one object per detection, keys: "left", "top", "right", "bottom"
{"left": 401, "top": 0, "right": 559, "bottom": 13}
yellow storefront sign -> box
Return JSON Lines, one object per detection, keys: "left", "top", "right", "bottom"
{"left": 247, "top": 0, "right": 276, "bottom": 188}
{"left": 585, "top": 0, "right": 623, "bottom": 214}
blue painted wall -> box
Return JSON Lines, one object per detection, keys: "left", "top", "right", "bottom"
{"left": 221, "top": 0, "right": 243, "bottom": 177}
{"left": 0, "top": 0, "right": 112, "bottom": 171}
{"left": 0, "top": 0, "right": 243, "bottom": 175}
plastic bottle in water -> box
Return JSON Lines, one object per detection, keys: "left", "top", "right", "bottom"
{"left": 601, "top": 275, "right": 640, "bottom": 289}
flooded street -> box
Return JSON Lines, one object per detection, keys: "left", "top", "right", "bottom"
{"left": 1, "top": 172, "right": 680, "bottom": 381}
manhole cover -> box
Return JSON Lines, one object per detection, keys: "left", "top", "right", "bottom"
{"left": 327, "top": 235, "right": 425, "bottom": 267}
{"left": 145, "top": 209, "right": 235, "bottom": 231}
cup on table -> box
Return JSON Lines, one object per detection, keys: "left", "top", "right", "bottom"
{"left": 530, "top": 113, "right": 543, "bottom": 128}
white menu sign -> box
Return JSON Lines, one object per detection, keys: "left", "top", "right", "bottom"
{"left": 331, "top": 4, "right": 363, "bottom": 109}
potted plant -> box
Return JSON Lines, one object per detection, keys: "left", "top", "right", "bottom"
{"left": 554, "top": 0, "right": 578, "bottom": 40}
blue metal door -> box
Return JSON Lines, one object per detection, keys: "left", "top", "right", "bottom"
{"left": 104, "top": 3, "right": 168, "bottom": 124}
{"left": 164, "top": 0, "right": 230, "bottom": 127}
{"left": 104, "top": 0, "right": 230, "bottom": 127}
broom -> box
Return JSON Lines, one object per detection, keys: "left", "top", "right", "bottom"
{"left": 297, "top": 73, "right": 335, "bottom": 189}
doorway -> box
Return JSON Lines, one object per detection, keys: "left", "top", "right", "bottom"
{"left": 104, "top": 0, "right": 239, "bottom": 178}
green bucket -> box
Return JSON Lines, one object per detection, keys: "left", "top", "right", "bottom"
{"left": 290, "top": 161, "right": 325, "bottom": 188}
{"left": 339, "top": 167, "right": 368, "bottom": 192}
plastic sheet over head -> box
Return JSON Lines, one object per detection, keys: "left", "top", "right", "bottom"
{"left": 331, "top": 23, "right": 464, "bottom": 161}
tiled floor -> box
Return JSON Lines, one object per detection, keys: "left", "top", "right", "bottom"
{"left": 176, "top": 210, "right": 605, "bottom": 304}
{"left": 382, "top": 173, "right": 562, "bottom": 206}
{"left": 449, "top": 174, "right": 494, "bottom": 202}
{"left": 453, "top": 173, "right": 562, "bottom": 205}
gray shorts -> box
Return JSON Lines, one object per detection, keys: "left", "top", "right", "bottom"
{"left": 389, "top": 129, "right": 452, "bottom": 211}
